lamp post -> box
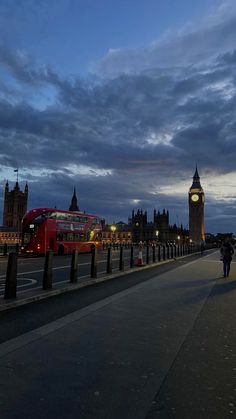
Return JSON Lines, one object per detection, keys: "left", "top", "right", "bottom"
{"left": 110, "top": 224, "right": 117, "bottom": 244}
{"left": 177, "top": 235, "right": 181, "bottom": 257}
{"left": 155, "top": 230, "right": 159, "bottom": 243}
{"left": 189, "top": 238, "right": 193, "bottom": 254}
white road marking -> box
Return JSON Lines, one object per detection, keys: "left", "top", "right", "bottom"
{"left": 0, "top": 259, "right": 109, "bottom": 279}
{"left": 0, "top": 278, "right": 37, "bottom": 293}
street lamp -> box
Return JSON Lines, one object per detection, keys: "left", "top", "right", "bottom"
{"left": 111, "top": 224, "right": 116, "bottom": 233}
{"left": 156, "top": 230, "right": 159, "bottom": 241}
{"left": 110, "top": 224, "right": 117, "bottom": 243}
{"left": 177, "top": 235, "right": 180, "bottom": 242}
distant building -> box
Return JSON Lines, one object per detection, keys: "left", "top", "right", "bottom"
{"left": 154, "top": 209, "right": 169, "bottom": 242}
{"left": 216, "top": 233, "right": 234, "bottom": 244}
{"left": 0, "top": 180, "right": 28, "bottom": 244}
{"left": 130, "top": 209, "right": 186, "bottom": 243}
{"left": 0, "top": 226, "right": 21, "bottom": 244}
{"left": 101, "top": 221, "right": 132, "bottom": 244}
{"left": 69, "top": 188, "right": 79, "bottom": 211}
{"left": 3, "top": 181, "right": 28, "bottom": 229}
{"left": 101, "top": 209, "right": 187, "bottom": 245}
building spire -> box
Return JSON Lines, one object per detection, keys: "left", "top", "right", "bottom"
{"left": 5, "top": 180, "right": 9, "bottom": 194}
{"left": 191, "top": 165, "right": 202, "bottom": 189}
{"left": 14, "top": 168, "right": 19, "bottom": 183}
{"left": 69, "top": 188, "right": 79, "bottom": 211}
{"left": 193, "top": 164, "right": 199, "bottom": 180}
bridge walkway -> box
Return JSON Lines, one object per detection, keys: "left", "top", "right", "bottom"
{"left": 0, "top": 249, "right": 235, "bottom": 418}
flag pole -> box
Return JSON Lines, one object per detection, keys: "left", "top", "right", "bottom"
{"left": 14, "top": 169, "right": 19, "bottom": 183}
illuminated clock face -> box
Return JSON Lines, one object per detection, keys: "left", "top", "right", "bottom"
{"left": 191, "top": 194, "right": 199, "bottom": 202}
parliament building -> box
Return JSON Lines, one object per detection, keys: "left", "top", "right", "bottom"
{"left": 0, "top": 181, "right": 28, "bottom": 244}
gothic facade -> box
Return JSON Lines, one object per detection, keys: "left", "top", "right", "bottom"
{"left": 129, "top": 208, "right": 186, "bottom": 243}
{"left": 3, "top": 181, "right": 28, "bottom": 230}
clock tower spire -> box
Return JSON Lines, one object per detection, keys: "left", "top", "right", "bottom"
{"left": 191, "top": 165, "right": 201, "bottom": 188}
{"left": 189, "top": 167, "right": 205, "bottom": 244}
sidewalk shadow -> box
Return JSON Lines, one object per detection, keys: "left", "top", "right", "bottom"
{"left": 159, "top": 278, "right": 217, "bottom": 307}
{"left": 162, "top": 278, "right": 216, "bottom": 290}
{"left": 210, "top": 278, "right": 236, "bottom": 297}
{"left": 177, "top": 277, "right": 236, "bottom": 306}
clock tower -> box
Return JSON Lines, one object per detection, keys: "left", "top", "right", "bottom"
{"left": 189, "top": 167, "right": 205, "bottom": 244}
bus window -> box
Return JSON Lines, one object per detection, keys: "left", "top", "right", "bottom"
{"left": 56, "top": 232, "right": 63, "bottom": 241}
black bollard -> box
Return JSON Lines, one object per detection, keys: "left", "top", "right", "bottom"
{"left": 91, "top": 247, "right": 97, "bottom": 278}
{"left": 15, "top": 243, "right": 19, "bottom": 253}
{"left": 158, "top": 245, "right": 161, "bottom": 261}
{"left": 166, "top": 245, "right": 170, "bottom": 259}
{"left": 130, "top": 246, "right": 134, "bottom": 268}
{"left": 174, "top": 245, "right": 177, "bottom": 258}
{"left": 70, "top": 249, "right": 78, "bottom": 283}
{"left": 3, "top": 242, "right": 7, "bottom": 256}
{"left": 163, "top": 245, "right": 166, "bottom": 260}
{"left": 146, "top": 245, "right": 149, "bottom": 264}
{"left": 106, "top": 247, "right": 112, "bottom": 274}
{"left": 119, "top": 246, "right": 124, "bottom": 271}
{"left": 43, "top": 250, "right": 53, "bottom": 290}
{"left": 152, "top": 245, "right": 156, "bottom": 263}
{"left": 4, "top": 252, "right": 18, "bottom": 299}
{"left": 171, "top": 245, "right": 174, "bottom": 259}
{"left": 177, "top": 245, "right": 180, "bottom": 257}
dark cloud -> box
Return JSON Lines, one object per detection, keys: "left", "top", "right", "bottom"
{"left": 218, "top": 49, "right": 236, "bottom": 65}
{"left": 1, "top": 1, "right": 236, "bottom": 232}
{"left": 0, "top": 45, "right": 59, "bottom": 85}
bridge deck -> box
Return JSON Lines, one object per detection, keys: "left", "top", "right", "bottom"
{"left": 0, "top": 249, "right": 235, "bottom": 418}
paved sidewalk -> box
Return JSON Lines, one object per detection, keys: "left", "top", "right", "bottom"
{"left": 0, "top": 250, "right": 235, "bottom": 418}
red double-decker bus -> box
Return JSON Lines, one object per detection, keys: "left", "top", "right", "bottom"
{"left": 21, "top": 208, "right": 102, "bottom": 255}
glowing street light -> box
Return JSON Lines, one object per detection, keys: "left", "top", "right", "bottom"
{"left": 110, "top": 224, "right": 117, "bottom": 242}
{"left": 111, "top": 224, "right": 116, "bottom": 233}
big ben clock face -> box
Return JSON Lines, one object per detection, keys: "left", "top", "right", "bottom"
{"left": 191, "top": 194, "right": 199, "bottom": 202}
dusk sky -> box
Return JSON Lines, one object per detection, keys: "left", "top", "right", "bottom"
{"left": 0, "top": 0, "right": 236, "bottom": 233}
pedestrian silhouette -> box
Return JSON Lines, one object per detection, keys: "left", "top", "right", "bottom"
{"left": 220, "top": 238, "right": 234, "bottom": 278}
{"left": 200, "top": 240, "right": 205, "bottom": 255}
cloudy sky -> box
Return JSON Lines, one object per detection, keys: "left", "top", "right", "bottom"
{"left": 0, "top": 0, "right": 236, "bottom": 233}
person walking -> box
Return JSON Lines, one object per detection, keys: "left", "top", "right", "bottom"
{"left": 200, "top": 239, "right": 205, "bottom": 255}
{"left": 220, "top": 238, "right": 234, "bottom": 277}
